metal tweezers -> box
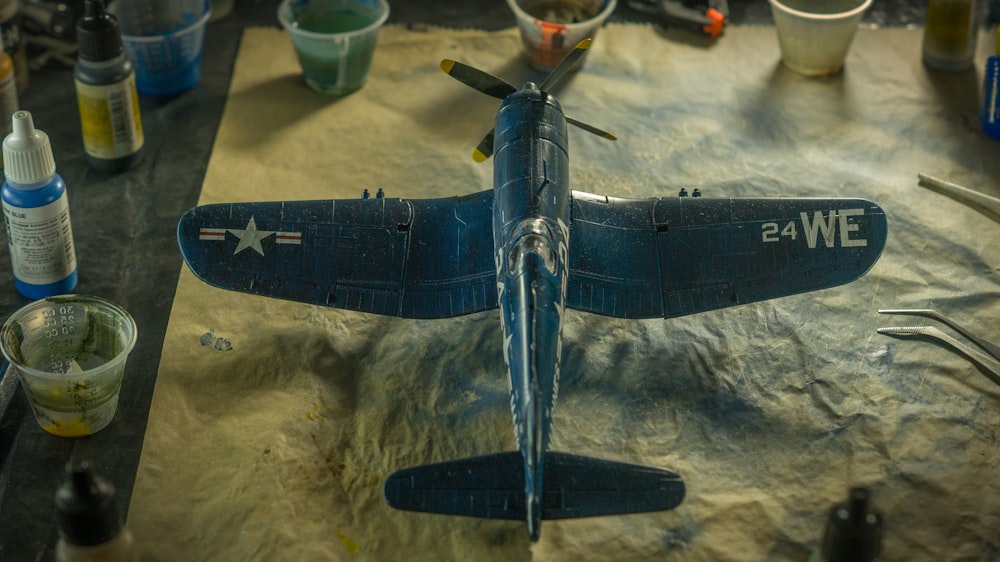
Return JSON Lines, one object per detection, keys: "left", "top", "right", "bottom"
{"left": 877, "top": 309, "right": 1000, "bottom": 387}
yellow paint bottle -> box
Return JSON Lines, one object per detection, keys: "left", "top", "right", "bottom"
{"left": 922, "top": 0, "right": 979, "bottom": 71}
{"left": 74, "top": 0, "right": 143, "bottom": 173}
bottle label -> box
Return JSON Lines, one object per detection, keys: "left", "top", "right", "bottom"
{"left": 75, "top": 76, "right": 144, "bottom": 160}
{"left": 3, "top": 195, "right": 77, "bottom": 284}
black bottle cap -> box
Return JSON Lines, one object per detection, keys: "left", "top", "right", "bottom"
{"left": 821, "top": 487, "right": 882, "bottom": 562}
{"left": 55, "top": 461, "right": 122, "bottom": 546}
{"left": 76, "top": 0, "right": 123, "bottom": 62}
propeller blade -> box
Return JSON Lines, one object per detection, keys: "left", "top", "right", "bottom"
{"left": 443, "top": 39, "right": 611, "bottom": 162}
{"left": 473, "top": 128, "right": 496, "bottom": 162}
{"left": 539, "top": 38, "right": 592, "bottom": 92}
{"left": 566, "top": 116, "right": 617, "bottom": 141}
{"left": 440, "top": 59, "right": 517, "bottom": 100}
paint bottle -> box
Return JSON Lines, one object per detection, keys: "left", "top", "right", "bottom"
{"left": 922, "top": 0, "right": 979, "bottom": 71}
{"left": 0, "top": 50, "right": 19, "bottom": 167}
{"left": 55, "top": 462, "right": 137, "bottom": 562}
{"left": 982, "top": 27, "right": 1000, "bottom": 140}
{"left": 74, "top": 0, "right": 143, "bottom": 173}
{"left": 2, "top": 110, "right": 78, "bottom": 299}
{"left": 807, "top": 488, "right": 882, "bottom": 562}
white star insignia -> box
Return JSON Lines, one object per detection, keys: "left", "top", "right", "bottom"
{"left": 230, "top": 217, "right": 274, "bottom": 256}
{"left": 199, "top": 217, "right": 302, "bottom": 255}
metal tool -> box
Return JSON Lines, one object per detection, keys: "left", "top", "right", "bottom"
{"left": 628, "top": 0, "right": 728, "bottom": 38}
{"left": 877, "top": 309, "right": 1000, "bottom": 387}
{"left": 917, "top": 173, "right": 1000, "bottom": 222}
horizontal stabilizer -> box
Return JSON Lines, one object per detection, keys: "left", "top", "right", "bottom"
{"left": 542, "top": 451, "right": 685, "bottom": 519}
{"left": 383, "top": 451, "right": 684, "bottom": 520}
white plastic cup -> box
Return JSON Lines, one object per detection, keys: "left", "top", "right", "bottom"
{"left": 0, "top": 295, "right": 137, "bottom": 437}
{"left": 506, "top": 0, "right": 616, "bottom": 71}
{"left": 769, "top": 0, "right": 873, "bottom": 76}
{"left": 277, "top": 0, "right": 390, "bottom": 96}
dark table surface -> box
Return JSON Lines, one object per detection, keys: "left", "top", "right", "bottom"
{"left": 0, "top": 0, "right": 969, "bottom": 559}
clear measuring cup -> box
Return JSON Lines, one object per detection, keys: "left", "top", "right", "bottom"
{"left": 0, "top": 295, "right": 137, "bottom": 437}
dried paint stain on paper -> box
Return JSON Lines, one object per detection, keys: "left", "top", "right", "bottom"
{"left": 199, "top": 330, "right": 234, "bottom": 351}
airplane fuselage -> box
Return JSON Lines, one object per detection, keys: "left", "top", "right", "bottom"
{"left": 492, "top": 84, "right": 571, "bottom": 541}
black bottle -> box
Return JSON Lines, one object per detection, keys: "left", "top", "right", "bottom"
{"left": 55, "top": 462, "right": 137, "bottom": 561}
{"left": 74, "top": 0, "right": 144, "bottom": 173}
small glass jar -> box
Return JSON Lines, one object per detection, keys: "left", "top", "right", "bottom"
{"left": 922, "top": 0, "right": 979, "bottom": 71}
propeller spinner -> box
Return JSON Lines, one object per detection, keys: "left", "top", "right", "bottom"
{"left": 440, "top": 38, "right": 616, "bottom": 162}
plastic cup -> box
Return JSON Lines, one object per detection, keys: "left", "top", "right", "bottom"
{"left": 0, "top": 295, "right": 137, "bottom": 437}
{"left": 769, "top": 0, "right": 873, "bottom": 76}
{"left": 108, "top": 0, "right": 212, "bottom": 97}
{"left": 506, "top": 0, "right": 616, "bottom": 71}
{"left": 277, "top": 0, "right": 390, "bottom": 96}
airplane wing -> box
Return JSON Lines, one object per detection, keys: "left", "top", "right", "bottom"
{"left": 177, "top": 191, "right": 497, "bottom": 319}
{"left": 565, "top": 192, "right": 888, "bottom": 319}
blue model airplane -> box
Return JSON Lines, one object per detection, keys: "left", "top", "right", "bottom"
{"left": 177, "top": 40, "right": 887, "bottom": 541}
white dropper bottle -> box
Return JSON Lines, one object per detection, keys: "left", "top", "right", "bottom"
{"left": 1, "top": 110, "right": 78, "bottom": 298}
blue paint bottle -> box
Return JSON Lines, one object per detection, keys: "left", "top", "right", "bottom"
{"left": 982, "top": 28, "right": 1000, "bottom": 141}
{"left": 2, "top": 111, "right": 78, "bottom": 298}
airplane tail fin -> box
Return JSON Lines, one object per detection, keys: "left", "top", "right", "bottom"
{"left": 383, "top": 451, "right": 685, "bottom": 521}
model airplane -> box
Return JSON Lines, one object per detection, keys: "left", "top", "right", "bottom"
{"left": 177, "top": 40, "right": 888, "bottom": 541}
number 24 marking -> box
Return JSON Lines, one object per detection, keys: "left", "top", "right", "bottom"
{"left": 761, "top": 221, "right": 797, "bottom": 242}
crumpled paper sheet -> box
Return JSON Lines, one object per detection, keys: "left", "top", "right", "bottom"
{"left": 128, "top": 24, "right": 1000, "bottom": 561}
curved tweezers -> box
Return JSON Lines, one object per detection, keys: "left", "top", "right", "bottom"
{"left": 877, "top": 309, "right": 1000, "bottom": 388}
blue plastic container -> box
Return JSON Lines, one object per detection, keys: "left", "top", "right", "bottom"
{"left": 984, "top": 56, "right": 1000, "bottom": 141}
{"left": 108, "top": 0, "right": 211, "bottom": 97}
{"left": 982, "top": 30, "right": 1000, "bottom": 141}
